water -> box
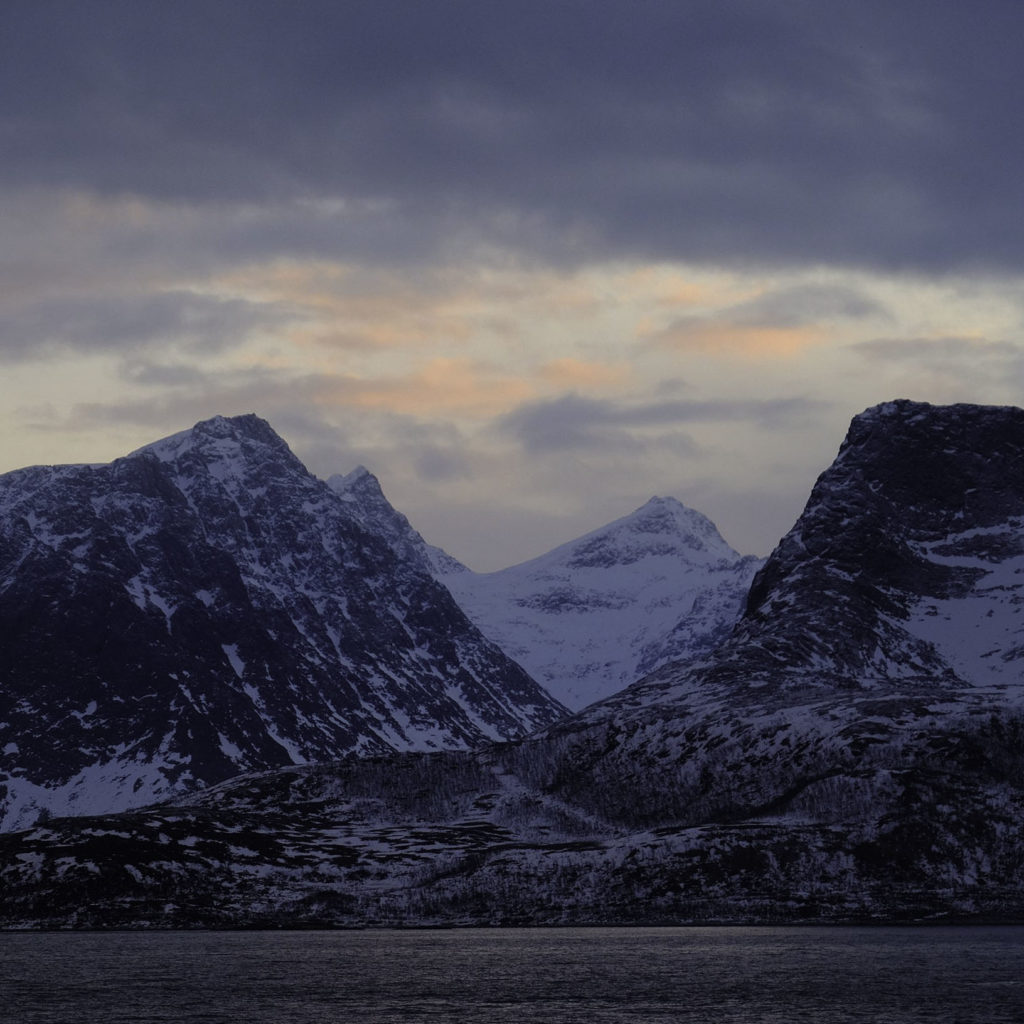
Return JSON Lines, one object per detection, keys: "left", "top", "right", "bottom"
{"left": 3, "top": 926, "right": 1024, "bottom": 1022}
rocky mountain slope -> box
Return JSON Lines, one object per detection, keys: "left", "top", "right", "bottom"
{"left": 5, "top": 399, "right": 1024, "bottom": 927}
{"left": 0, "top": 416, "right": 566, "bottom": 831}
{"left": 327, "top": 466, "right": 465, "bottom": 578}
{"left": 329, "top": 468, "right": 761, "bottom": 711}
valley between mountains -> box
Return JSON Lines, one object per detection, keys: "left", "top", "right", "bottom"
{"left": 4, "top": 400, "right": 1024, "bottom": 927}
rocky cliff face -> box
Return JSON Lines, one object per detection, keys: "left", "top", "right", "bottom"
{"left": 0, "top": 415, "right": 566, "bottom": 830}
{"left": 719, "top": 398, "right": 1024, "bottom": 697}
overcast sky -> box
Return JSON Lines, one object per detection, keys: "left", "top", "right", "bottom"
{"left": 4, "top": 1, "right": 1024, "bottom": 569}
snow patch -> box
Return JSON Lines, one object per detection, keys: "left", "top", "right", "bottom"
{"left": 218, "top": 733, "right": 244, "bottom": 763}
{"left": 222, "top": 644, "right": 246, "bottom": 680}
{"left": 0, "top": 755, "right": 196, "bottom": 833}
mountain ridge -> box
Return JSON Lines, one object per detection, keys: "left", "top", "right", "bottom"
{"left": 6, "top": 400, "right": 1024, "bottom": 927}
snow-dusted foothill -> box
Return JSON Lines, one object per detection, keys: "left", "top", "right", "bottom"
{"left": 0, "top": 415, "right": 566, "bottom": 831}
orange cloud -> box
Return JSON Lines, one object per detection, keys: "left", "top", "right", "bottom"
{"left": 537, "top": 357, "right": 633, "bottom": 390}
{"left": 621, "top": 265, "right": 735, "bottom": 309}
{"left": 313, "top": 358, "right": 533, "bottom": 418}
{"left": 209, "top": 259, "right": 661, "bottom": 355}
{"left": 212, "top": 261, "right": 476, "bottom": 351}
{"left": 648, "top": 321, "right": 827, "bottom": 358}
{"left": 210, "top": 257, "right": 822, "bottom": 374}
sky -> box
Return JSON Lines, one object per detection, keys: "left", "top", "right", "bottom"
{"left": 4, "top": 1, "right": 1024, "bottom": 570}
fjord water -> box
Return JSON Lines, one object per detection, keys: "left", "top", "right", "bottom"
{"left": 4, "top": 926, "right": 1023, "bottom": 1022}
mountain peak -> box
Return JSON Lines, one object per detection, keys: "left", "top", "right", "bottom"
{"left": 558, "top": 495, "right": 740, "bottom": 571}
{"left": 632, "top": 494, "right": 726, "bottom": 534}
{"left": 329, "top": 464, "right": 384, "bottom": 502}
{"left": 844, "top": 399, "right": 1024, "bottom": 451}
{"left": 129, "top": 413, "right": 291, "bottom": 463}
{"left": 326, "top": 467, "right": 467, "bottom": 577}
{"left": 199, "top": 413, "right": 280, "bottom": 442}
{"left": 822, "top": 400, "right": 1024, "bottom": 533}
{"left": 635, "top": 495, "right": 686, "bottom": 516}
{"left": 695, "top": 398, "right": 1024, "bottom": 700}
{"left": 442, "top": 493, "right": 760, "bottom": 709}
{"left": 125, "top": 415, "right": 306, "bottom": 499}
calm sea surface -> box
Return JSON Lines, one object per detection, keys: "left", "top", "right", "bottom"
{"left": 3, "top": 926, "right": 1023, "bottom": 1022}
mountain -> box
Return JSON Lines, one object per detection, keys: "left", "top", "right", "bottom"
{"left": 0, "top": 415, "right": 566, "bottom": 831}
{"left": 6, "top": 399, "right": 1024, "bottom": 927}
{"left": 590, "top": 398, "right": 1024, "bottom": 718}
{"left": 440, "top": 497, "right": 762, "bottom": 709}
{"left": 329, "top": 468, "right": 761, "bottom": 710}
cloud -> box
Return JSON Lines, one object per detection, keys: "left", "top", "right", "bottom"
{"left": 537, "top": 358, "right": 632, "bottom": 390}
{"left": 3, "top": 2, "right": 1024, "bottom": 272}
{"left": 847, "top": 335, "right": 1024, "bottom": 398}
{"left": 723, "top": 285, "right": 888, "bottom": 329}
{"left": 498, "top": 394, "right": 650, "bottom": 454}
{"left": 119, "top": 361, "right": 209, "bottom": 387}
{"left": 5, "top": 2, "right": 1024, "bottom": 573}
{"left": 315, "top": 358, "right": 534, "bottom": 418}
{"left": 851, "top": 336, "right": 1020, "bottom": 362}
{"left": 46, "top": 361, "right": 521, "bottom": 441}
{"left": 653, "top": 323, "right": 827, "bottom": 358}
{"left": 0, "top": 290, "right": 299, "bottom": 362}
{"left": 649, "top": 282, "right": 887, "bottom": 355}
{"left": 498, "top": 392, "right": 827, "bottom": 454}
{"left": 250, "top": 406, "right": 476, "bottom": 486}
{"left": 412, "top": 447, "right": 471, "bottom": 483}
{"left": 211, "top": 260, "right": 485, "bottom": 352}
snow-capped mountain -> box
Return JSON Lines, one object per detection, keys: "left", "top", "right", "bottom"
{"left": 329, "top": 467, "right": 761, "bottom": 710}
{"left": 0, "top": 415, "right": 566, "bottom": 831}
{"left": 440, "top": 497, "right": 763, "bottom": 709}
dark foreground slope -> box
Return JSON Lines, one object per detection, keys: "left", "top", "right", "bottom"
{"left": 4, "top": 401, "right": 1024, "bottom": 926}
{"left": 3, "top": 713, "right": 1024, "bottom": 928}
{"left": 0, "top": 416, "right": 565, "bottom": 831}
